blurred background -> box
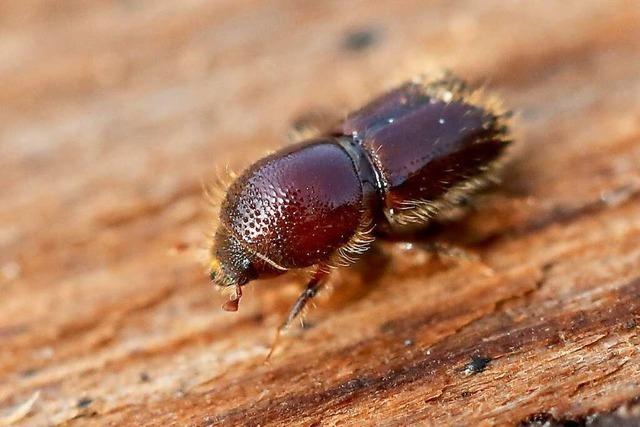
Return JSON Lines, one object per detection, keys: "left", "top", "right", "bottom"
{"left": 1, "top": 1, "right": 640, "bottom": 425}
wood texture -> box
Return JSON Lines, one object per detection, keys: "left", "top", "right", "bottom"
{"left": 1, "top": 1, "right": 640, "bottom": 426}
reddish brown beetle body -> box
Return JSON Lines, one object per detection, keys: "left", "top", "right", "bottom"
{"left": 214, "top": 139, "right": 376, "bottom": 285}
{"left": 209, "top": 73, "right": 511, "bottom": 334}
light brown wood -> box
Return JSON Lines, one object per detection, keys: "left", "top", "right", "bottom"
{"left": 1, "top": 1, "right": 640, "bottom": 426}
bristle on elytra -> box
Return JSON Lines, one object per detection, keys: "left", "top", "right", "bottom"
{"left": 414, "top": 71, "right": 511, "bottom": 123}
{"left": 391, "top": 156, "right": 508, "bottom": 226}
{"left": 380, "top": 72, "right": 513, "bottom": 228}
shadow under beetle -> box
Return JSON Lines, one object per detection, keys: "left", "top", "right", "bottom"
{"left": 208, "top": 72, "right": 512, "bottom": 354}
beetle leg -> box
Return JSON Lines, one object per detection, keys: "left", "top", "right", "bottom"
{"left": 415, "top": 242, "right": 494, "bottom": 276}
{"left": 266, "top": 267, "right": 329, "bottom": 361}
{"left": 418, "top": 241, "right": 479, "bottom": 261}
{"left": 288, "top": 109, "right": 341, "bottom": 143}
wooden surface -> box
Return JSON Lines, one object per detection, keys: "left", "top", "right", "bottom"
{"left": 2, "top": 1, "right": 640, "bottom": 426}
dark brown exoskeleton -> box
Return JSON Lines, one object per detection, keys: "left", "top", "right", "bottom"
{"left": 209, "top": 73, "right": 512, "bottom": 352}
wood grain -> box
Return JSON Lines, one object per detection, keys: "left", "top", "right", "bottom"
{"left": 1, "top": 1, "right": 640, "bottom": 426}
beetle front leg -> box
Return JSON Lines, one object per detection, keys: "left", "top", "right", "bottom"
{"left": 266, "top": 267, "right": 330, "bottom": 361}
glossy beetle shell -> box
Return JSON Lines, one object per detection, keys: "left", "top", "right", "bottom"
{"left": 221, "top": 139, "right": 365, "bottom": 268}
{"left": 343, "top": 77, "right": 509, "bottom": 226}
{"left": 210, "top": 73, "right": 511, "bottom": 292}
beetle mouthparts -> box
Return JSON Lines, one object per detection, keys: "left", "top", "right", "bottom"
{"left": 221, "top": 285, "right": 243, "bottom": 312}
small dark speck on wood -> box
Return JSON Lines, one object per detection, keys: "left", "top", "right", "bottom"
{"left": 342, "top": 27, "right": 381, "bottom": 52}
{"left": 463, "top": 355, "right": 492, "bottom": 375}
{"left": 77, "top": 397, "right": 93, "bottom": 408}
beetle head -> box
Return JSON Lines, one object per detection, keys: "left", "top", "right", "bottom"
{"left": 210, "top": 226, "right": 258, "bottom": 311}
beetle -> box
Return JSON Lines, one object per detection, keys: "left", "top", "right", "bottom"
{"left": 208, "top": 72, "right": 511, "bottom": 347}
